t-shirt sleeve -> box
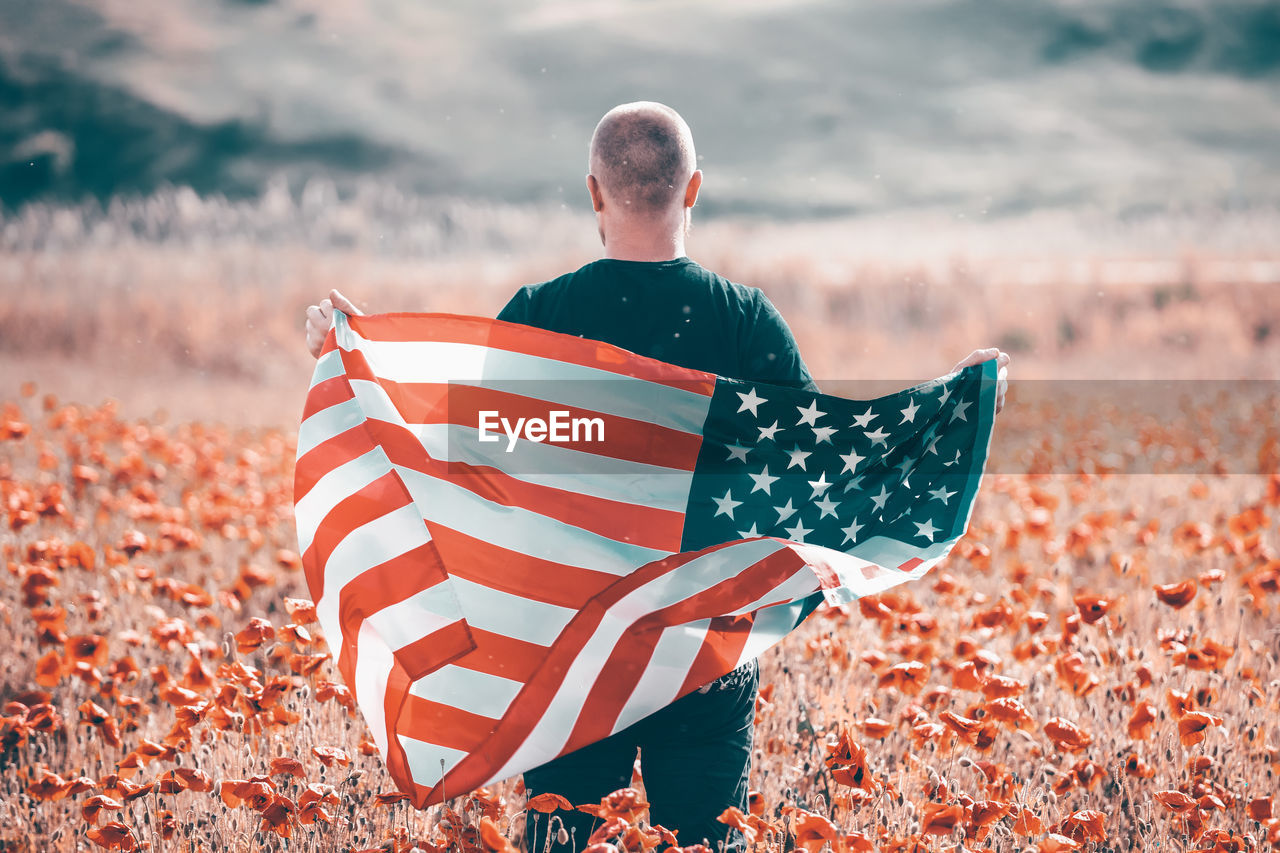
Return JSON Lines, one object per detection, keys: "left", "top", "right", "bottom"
{"left": 741, "top": 290, "right": 819, "bottom": 393}
{"left": 496, "top": 286, "right": 533, "bottom": 325}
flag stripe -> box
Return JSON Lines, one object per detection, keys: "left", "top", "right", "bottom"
{"left": 609, "top": 618, "right": 712, "bottom": 736}
{"left": 400, "top": 695, "right": 499, "bottom": 753}
{"left": 343, "top": 312, "right": 718, "bottom": 394}
{"left": 430, "top": 527, "right": 619, "bottom": 610}
{"left": 365, "top": 418, "right": 686, "bottom": 552}
{"left": 377, "top": 380, "right": 705, "bottom": 472}
{"left": 337, "top": 327, "right": 713, "bottom": 436}
{"left": 413, "top": 422, "right": 696, "bottom": 514}
{"left": 409, "top": 664, "right": 524, "bottom": 720}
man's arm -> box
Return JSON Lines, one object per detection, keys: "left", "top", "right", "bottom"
{"left": 305, "top": 289, "right": 362, "bottom": 358}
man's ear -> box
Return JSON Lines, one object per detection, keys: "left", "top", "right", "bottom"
{"left": 684, "top": 170, "right": 703, "bottom": 209}
{"left": 586, "top": 174, "right": 605, "bottom": 212}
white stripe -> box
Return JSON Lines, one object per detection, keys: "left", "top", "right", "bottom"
{"left": 295, "top": 448, "right": 388, "bottom": 554}
{"left": 450, "top": 577, "right": 576, "bottom": 647}
{"left": 297, "top": 397, "right": 365, "bottom": 458}
{"left": 398, "top": 734, "right": 468, "bottom": 789}
{"left": 610, "top": 619, "right": 711, "bottom": 735}
{"left": 410, "top": 422, "right": 694, "bottom": 514}
{"left": 336, "top": 320, "right": 712, "bottom": 435}
{"left": 491, "top": 538, "right": 787, "bottom": 779}
{"left": 365, "top": 582, "right": 467, "bottom": 651}
{"left": 310, "top": 348, "right": 345, "bottom": 388}
{"left": 396, "top": 466, "right": 668, "bottom": 574}
{"left": 409, "top": 665, "right": 524, "bottom": 720}
{"left": 353, "top": 620, "right": 395, "bottom": 755}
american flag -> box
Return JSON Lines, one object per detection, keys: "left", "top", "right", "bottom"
{"left": 293, "top": 311, "right": 997, "bottom": 807}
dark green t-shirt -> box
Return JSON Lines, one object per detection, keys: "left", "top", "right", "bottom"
{"left": 496, "top": 256, "right": 817, "bottom": 391}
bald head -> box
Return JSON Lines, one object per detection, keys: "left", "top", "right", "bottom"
{"left": 589, "top": 102, "right": 697, "bottom": 218}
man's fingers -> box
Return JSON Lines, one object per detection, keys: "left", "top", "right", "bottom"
{"left": 329, "top": 289, "right": 363, "bottom": 316}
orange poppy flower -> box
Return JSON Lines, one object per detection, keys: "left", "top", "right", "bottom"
{"left": 1036, "top": 834, "right": 1081, "bottom": 853}
{"left": 878, "top": 661, "right": 929, "bottom": 694}
{"left": 1154, "top": 790, "right": 1197, "bottom": 813}
{"left": 919, "top": 802, "right": 963, "bottom": 836}
{"left": 787, "top": 809, "right": 838, "bottom": 853}
{"left": 1057, "top": 810, "right": 1106, "bottom": 844}
{"left": 1178, "top": 711, "right": 1223, "bottom": 747}
{"left": 1154, "top": 580, "right": 1196, "bottom": 608}
{"left": 86, "top": 821, "right": 138, "bottom": 851}
{"left": 312, "top": 745, "right": 351, "bottom": 768}
{"left": 1043, "top": 717, "right": 1092, "bottom": 753}
{"left": 1127, "top": 701, "right": 1157, "bottom": 740}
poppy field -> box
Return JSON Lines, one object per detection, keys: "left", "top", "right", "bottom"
{"left": 2, "top": 366, "right": 1278, "bottom": 853}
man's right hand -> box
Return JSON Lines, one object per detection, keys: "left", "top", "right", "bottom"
{"left": 305, "top": 289, "right": 363, "bottom": 358}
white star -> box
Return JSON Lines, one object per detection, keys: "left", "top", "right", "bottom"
{"left": 913, "top": 517, "right": 940, "bottom": 542}
{"left": 928, "top": 485, "right": 956, "bottom": 505}
{"left": 865, "top": 427, "right": 890, "bottom": 448}
{"left": 748, "top": 466, "right": 780, "bottom": 495}
{"left": 795, "top": 400, "right": 825, "bottom": 427}
{"left": 925, "top": 434, "right": 942, "bottom": 456}
{"left": 945, "top": 448, "right": 962, "bottom": 467}
{"left": 851, "top": 407, "right": 877, "bottom": 429}
{"left": 814, "top": 494, "right": 840, "bottom": 519}
{"left": 757, "top": 421, "right": 782, "bottom": 442}
{"left": 842, "top": 474, "right": 865, "bottom": 493}
{"left": 900, "top": 398, "right": 920, "bottom": 424}
{"left": 785, "top": 445, "right": 811, "bottom": 470}
{"left": 808, "top": 471, "right": 833, "bottom": 498}
{"left": 811, "top": 425, "right": 838, "bottom": 445}
{"left": 841, "top": 517, "right": 864, "bottom": 545}
{"left": 949, "top": 400, "right": 972, "bottom": 423}
{"left": 937, "top": 383, "right": 953, "bottom": 404}
{"left": 838, "top": 448, "right": 865, "bottom": 474}
{"left": 737, "top": 522, "right": 762, "bottom": 539}
{"left": 736, "top": 387, "right": 767, "bottom": 416}
{"left": 784, "top": 519, "right": 812, "bottom": 543}
{"left": 712, "top": 489, "right": 742, "bottom": 519}
{"left": 725, "top": 442, "right": 751, "bottom": 463}
{"left": 870, "top": 484, "right": 891, "bottom": 512}
{"left": 774, "top": 498, "right": 798, "bottom": 524}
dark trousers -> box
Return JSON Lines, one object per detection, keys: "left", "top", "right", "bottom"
{"left": 523, "top": 659, "right": 758, "bottom": 853}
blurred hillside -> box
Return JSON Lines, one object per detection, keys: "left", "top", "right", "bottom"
{"left": 2, "top": 0, "right": 1279, "bottom": 217}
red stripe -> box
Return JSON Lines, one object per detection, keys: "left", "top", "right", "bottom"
{"left": 677, "top": 615, "right": 755, "bottom": 697}
{"left": 429, "top": 527, "right": 619, "bottom": 610}
{"left": 449, "top": 628, "right": 545, "bottom": 683}
{"left": 393, "top": 620, "right": 475, "bottom": 682}
{"left": 378, "top": 380, "right": 703, "bottom": 471}
{"left": 295, "top": 423, "right": 375, "bottom": 502}
{"left": 399, "top": 695, "right": 500, "bottom": 753}
{"left": 344, "top": 312, "right": 717, "bottom": 395}
{"left": 302, "top": 375, "right": 355, "bottom": 421}
{"left": 364, "top": 418, "right": 686, "bottom": 551}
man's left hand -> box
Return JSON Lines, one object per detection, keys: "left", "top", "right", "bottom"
{"left": 951, "top": 348, "right": 1009, "bottom": 414}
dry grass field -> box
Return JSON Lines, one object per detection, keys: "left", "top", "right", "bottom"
{"left": 1, "top": 194, "right": 1279, "bottom": 851}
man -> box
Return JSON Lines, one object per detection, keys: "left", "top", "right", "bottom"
{"left": 305, "top": 101, "right": 1008, "bottom": 851}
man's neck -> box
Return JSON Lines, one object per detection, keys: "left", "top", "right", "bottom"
{"left": 603, "top": 238, "right": 686, "bottom": 263}
{"left": 600, "top": 216, "right": 687, "bottom": 262}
